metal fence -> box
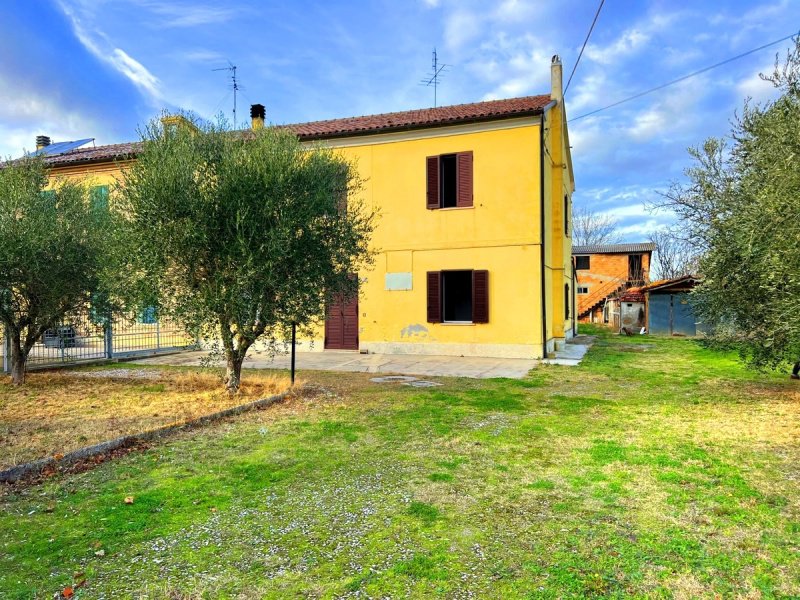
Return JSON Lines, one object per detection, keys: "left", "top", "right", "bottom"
{"left": 1, "top": 311, "right": 196, "bottom": 373}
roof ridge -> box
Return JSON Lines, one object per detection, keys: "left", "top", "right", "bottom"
{"left": 283, "top": 94, "right": 551, "bottom": 128}
{"left": 38, "top": 94, "right": 552, "bottom": 166}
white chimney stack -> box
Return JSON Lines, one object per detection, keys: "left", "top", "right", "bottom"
{"left": 551, "top": 55, "right": 563, "bottom": 102}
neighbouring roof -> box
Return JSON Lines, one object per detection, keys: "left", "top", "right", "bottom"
{"left": 30, "top": 138, "right": 94, "bottom": 157}
{"left": 643, "top": 275, "right": 699, "bottom": 292}
{"left": 619, "top": 287, "right": 646, "bottom": 302}
{"left": 35, "top": 95, "right": 553, "bottom": 167}
{"left": 38, "top": 141, "right": 141, "bottom": 167}
{"left": 572, "top": 243, "right": 657, "bottom": 255}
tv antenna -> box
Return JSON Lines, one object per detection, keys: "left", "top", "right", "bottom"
{"left": 213, "top": 61, "right": 240, "bottom": 128}
{"left": 420, "top": 48, "right": 448, "bottom": 107}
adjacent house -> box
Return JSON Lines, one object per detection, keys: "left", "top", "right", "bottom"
{"left": 573, "top": 242, "right": 655, "bottom": 323}
{"left": 31, "top": 56, "right": 575, "bottom": 360}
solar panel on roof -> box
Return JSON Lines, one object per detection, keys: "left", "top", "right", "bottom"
{"left": 30, "top": 138, "right": 94, "bottom": 157}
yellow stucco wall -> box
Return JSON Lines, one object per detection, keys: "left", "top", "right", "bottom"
{"left": 312, "top": 117, "right": 563, "bottom": 359}
{"left": 46, "top": 112, "right": 573, "bottom": 360}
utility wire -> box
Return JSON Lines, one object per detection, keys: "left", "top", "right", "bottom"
{"left": 564, "top": 0, "right": 605, "bottom": 96}
{"left": 570, "top": 32, "right": 797, "bottom": 122}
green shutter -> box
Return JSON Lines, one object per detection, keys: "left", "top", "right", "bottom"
{"left": 90, "top": 185, "right": 109, "bottom": 211}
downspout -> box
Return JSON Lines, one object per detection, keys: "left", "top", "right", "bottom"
{"left": 539, "top": 113, "right": 548, "bottom": 357}
{"left": 572, "top": 256, "right": 578, "bottom": 336}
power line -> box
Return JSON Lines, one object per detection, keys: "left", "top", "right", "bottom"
{"left": 570, "top": 32, "right": 797, "bottom": 122}
{"left": 564, "top": 0, "right": 605, "bottom": 96}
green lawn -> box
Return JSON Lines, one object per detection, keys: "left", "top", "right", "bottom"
{"left": 2, "top": 329, "right": 799, "bottom": 598}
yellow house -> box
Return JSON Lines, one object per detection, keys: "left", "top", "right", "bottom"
{"left": 36, "top": 56, "right": 575, "bottom": 360}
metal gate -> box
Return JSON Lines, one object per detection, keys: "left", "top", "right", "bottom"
{"left": 1, "top": 311, "right": 196, "bottom": 373}
{"left": 111, "top": 313, "right": 195, "bottom": 358}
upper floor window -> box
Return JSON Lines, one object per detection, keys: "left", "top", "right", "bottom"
{"left": 426, "top": 151, "right": 473, "bottom": 209}
{"left": 575, "top": 255, "right": 590, "bottom": 270}
{"left": 564, "top": 194, "right": 570, "bottom": 236}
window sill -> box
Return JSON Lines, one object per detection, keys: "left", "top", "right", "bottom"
{"left": 430, "top": 206, "right": 474, "bottom": 211}
{"left": 441, "top": 321, "right": 474, "bottom": 325}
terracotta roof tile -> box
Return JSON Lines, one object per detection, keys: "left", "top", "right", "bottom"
{"left": 40, "top": 141, "right": 140, "bottom": 167}
{"left": 40, "top": 95, "right": 552, "bottom": 167}
{"left": 287, "top": 95, "right": 552, "bottom": 140}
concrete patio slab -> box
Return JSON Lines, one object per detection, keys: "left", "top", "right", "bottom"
{"left": 541, "top": 335, "right": 595, "bottom": 366}
{"left": 131, "top": 349, "right": 539, "bottom": 379}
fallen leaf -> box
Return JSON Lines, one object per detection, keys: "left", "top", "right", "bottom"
{"left": 94, "top": 549, "right": 105, "bottom": 557}
{"left": 124, "top": 496, "right": 134, "bottom": 504}
{"left": 53, "top": 453, "right": 64, "bottom": 461}
{"left": 210, "top": 507, "right": 218, "bottom": 512}
{"left": 62, "top": 587, "right": 74, "bottom": 598}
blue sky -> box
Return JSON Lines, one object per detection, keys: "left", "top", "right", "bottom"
{"left": 1, "top": 0, "right": 798, "bottom": 240}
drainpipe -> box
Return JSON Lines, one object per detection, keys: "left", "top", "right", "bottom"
{"left": 539, "top": 113, "right": 548, "bottom": 358}
{"left": 572, "top": 256, "right": 578, "bottom": 337}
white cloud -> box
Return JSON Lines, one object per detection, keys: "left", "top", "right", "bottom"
{"left": 421, "top": 0, "right": 440, "bottom": 7}
{"left": 0, "top": 76, "right": 103, "bottom": 158}
{"left": 110, "top": 49, "right": 161, "bottom": 99}
{"left": 616, "top": 218, "right": 667, "bottom": 238}
{"left": 737, "top": 65, "right": 780, "bottom": 103}
{"left": 176, "top": 49, "right": 226, "bottom": 63}
{"left": 56, "top": 1, "right": 162, "bottom": 104}
{"left": 444, "top": 9, "right": 482, "bottom": 50}
{"left": 585, "top": 29, "right": 650, "bottom": 65}
{"left": 494, "top": 0, "right": 535, "bottom": 22}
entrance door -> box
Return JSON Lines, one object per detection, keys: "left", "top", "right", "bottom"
{"left": 324, "top": 288, "right": 359, "bottom": 350}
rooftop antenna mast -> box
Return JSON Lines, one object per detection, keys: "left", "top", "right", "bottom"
{"left": 213, "top": 61, "right": 239, "bottom": 128}
{"left": 420, "top": 48, "right": 448, "bottom": 107}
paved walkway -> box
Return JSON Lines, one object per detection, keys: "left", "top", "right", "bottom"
{"left": 133, "top": 336, "right": 594, "bottom": 379}
{"left": 541, "top": 335, "right": 595, "bottom": 366}
{"left": 133, "top": 350, "right": 538, "bottom": 379}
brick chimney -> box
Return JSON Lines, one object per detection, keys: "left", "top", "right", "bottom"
{"left": 551, "top": 55, "right": 563, "bottom": 102}
{"left": 250, "top": 104, "right": 265, "bottom": 130}
{"left": 36, "top": 135, "right": 51, "bottom": 150}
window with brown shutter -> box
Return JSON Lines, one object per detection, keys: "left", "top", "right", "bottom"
{"left": 456, "top": 152, "right": 473, "bottom": 208}
{"left": 428, "top": 269, "right": 489, "bottom": 324}
{"left": 426, "top": 156, "right": 440, "bottom": 209}
{"left": 472, "top": 270, "right": 489, "bottom": 323}
{"left": 426, "top": 271, "right": 441, "bottom": 323}
{"left": 426, "top": 152, "right": 473, "bottom": 209}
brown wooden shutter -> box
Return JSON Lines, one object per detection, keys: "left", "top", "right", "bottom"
{"left": 427, "top": 271, "right": 441, "bottom": 323}
{"left": 472, "top": 270, "right": 489, "bottom": 323}
{"left": 426, "top": 156, "right": 440, "bottom": 209}
{"left": 456, "top": 151, "right": 473, "bottom": 208}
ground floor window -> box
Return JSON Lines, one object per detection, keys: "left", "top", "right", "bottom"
{"left": 577, "top": 286, "right": 589, "bottom": 294}
{"left": 427, "top": 270, "right": 489, "bottom": 324}
{"left": 443, "top": 271, "right": 473, "bottom": 321}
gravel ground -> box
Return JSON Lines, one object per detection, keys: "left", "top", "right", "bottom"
{"left": 66, "top": 368, "right": 163, "bottom": 380}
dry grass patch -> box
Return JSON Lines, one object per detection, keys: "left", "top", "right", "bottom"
{"left": 0, "top": 367, "right": 291, "bottom": 469}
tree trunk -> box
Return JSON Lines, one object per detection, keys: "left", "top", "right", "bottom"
{"left": 224, "top": 355, "right": 243, "bottom": 394}
{"left": 9, "top": 332, "right": 26, "bottom": 386}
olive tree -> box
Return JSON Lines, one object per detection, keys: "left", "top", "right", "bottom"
{"left": 119, "top": 117, "right": 375, "bottom": 393}
{"left": 0, "top": 156, "right": 118, "bottom": 384}
{"left": 657, "top": 39, "right": 800, "bottom": 369}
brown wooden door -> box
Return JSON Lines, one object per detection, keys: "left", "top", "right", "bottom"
{"left": 325, "top": 291, "right": 359, "bottom": 350}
